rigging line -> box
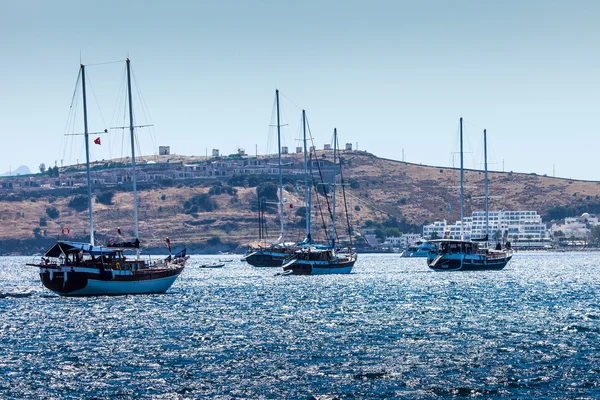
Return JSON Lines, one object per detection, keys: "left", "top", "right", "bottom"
{"left": 263, "top": 199, "right": 269, "bottom": 240}
{"left": 312, "top": 171, "right": 329, "bottom": 241}
{"left": 109, "top": 64, "right": 128, "bottom": 161}
{"left": 132, "top": 69, "right": 157, "bottom": 160}
{"left": 120, "top": 70, "right": 128, "bottom": 163}
{"left": 135, "top": 131, "right": 144, "bottom": 162}
{"left": 279, "top": 92, "right": 302, "bottom": 111}
{"left": 266, "top": 94, "right": 278, "bottom": 156}
{"left": 66, "top": 68, "right": 81, "bottom": 115}
{"left": 84, "top": 69, "right": 108, "bottom": 131}
{"left": 279, "top": 97, "right": 290, "bottom": 149}
{"left": 62, "top": 77, "right": 81, "bottom": 166}
{"left": 132, "top": 68, "right": 154, "bottom": 125}
{"left": 337, "top": 136, "right": 353, "bottom": 246}
{"left": 305, "top": 117, "right": 318, "bottom": 155}
{"left": 293, "top": 113, "right": 303, "bottom": 147}
{"left": 84, "top": 59, "right": 127, "bottom": 67}
{"left": 131, "top": 70, "right": 151, "bottom": 160}
{"left": 311, "top": 146, "right": 334, "bottom": 240}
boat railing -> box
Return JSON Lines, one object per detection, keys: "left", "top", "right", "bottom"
{"left": 27, "top": 256, "right": 59, "bottom": 268}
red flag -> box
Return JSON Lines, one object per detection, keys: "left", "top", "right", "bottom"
{"left": 94, "top": 137, "right": 101, "bottom": 145}
{"left": 117, "top": 227, "right": 122, "bottom": 236}
{"left": 166, "top": 237, "right": 171, "bottom": 253}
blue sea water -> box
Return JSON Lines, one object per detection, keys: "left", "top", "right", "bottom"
{"left": 1, "top": 252, "right": 599, "bottom": 399}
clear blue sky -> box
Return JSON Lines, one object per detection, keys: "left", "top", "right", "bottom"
{"left": 1, "top": 1, "right": 599, "bottom": 179}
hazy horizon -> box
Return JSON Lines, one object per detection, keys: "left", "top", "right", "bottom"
{"left": 2, "top": 1, "right": 599, "bottom": 180}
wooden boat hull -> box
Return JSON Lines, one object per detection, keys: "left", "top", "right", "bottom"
{"left": 38, "top": 266, "right": 184, "bottom": 296}
{"left": 427, "top": 254, "right": 512, "bottom": 271}
{"left": 283, "top": 258, "right": 356, "bottom": 275}
{"left": 243, "top": 251, "right": 289, "bottom": 267}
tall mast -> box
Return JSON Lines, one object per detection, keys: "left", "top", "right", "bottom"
{"left": 484, "top": 128, "right": 489, "bottom": 240}
{"left": 302, "top": 110, "right": 311, "bottom": 241}
{"left": 331, "top": 128, "right": 337, "bottom": 244}
{"left": 81, "top": 64, "right": 94, "bottom": 245}
{"left": 276, "top": 89, "right": 284, "bottom": 242}
{"left": 309, "top": 152, "right": 313, "bottom": 239}
{"left": 459, "top": 117, "right": 464, "bottom": 241}
{"left": 126, "top": 58, "right": 139, "bottom": 241}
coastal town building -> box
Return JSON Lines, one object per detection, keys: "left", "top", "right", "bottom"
{"left": 383, "top": 233, "right": 424, "bottom": 250}
{"left": 549, "top": 213, "right": 600, "bottom": 243}
{"left": 0, "top": 153, "right": 342, "bottom": 191}
{"left": 423, "top": 210, "right": 551, "bottom": 249}
{"left": 422, "top": 220, "right": 447, "bottom": 239}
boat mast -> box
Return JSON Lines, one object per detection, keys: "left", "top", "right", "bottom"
{"left": 459, "top": 117, "right": 464, "bottom": 241}
{"left": 81, "top": 64, "right": 94, "bottom": 246}
{"left": 484, "top": 128, "right": 489, "bottom": 241}
{"left": 331, "top": 128, "right": 337, "bottom": 245}
{"left": 126, "top": 58, "right": 139, "bottom": 241}
{"left": 309, "top": 152, "right": 313, "bottom": 238}
{"left": 302, "top": 110, "right": 311, "bottom": 242}
{"left": 276, "top": 89, "right": 284, "bottom": 242}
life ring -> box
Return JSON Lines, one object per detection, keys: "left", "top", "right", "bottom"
{"left": 61, "top": 227, "right": 70, "bottom": 236}
{"left": 108, "top": 237, "right": 116, "bottom": 246}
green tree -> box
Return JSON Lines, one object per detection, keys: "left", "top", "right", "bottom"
{"left": 256, "top": 182, "right": 278, "bottom": 211}
{"left": 374, "top": 228, "right": 386, "bottom": 241}
{"left": 47, "top": 166, "right": 60, "bottom": 177}
{"left": 590, "top": 226, "right": 600, "bottom": 245}
{"left": 384, "top": 227, "right": 402, "bottom": 238}
{"left": 68, "top": 195, "right": 88, "bottom": 211}
{"left": 184, "top": 193, "right": 217, "bottom": 213}
{"left": 247, "top": 175, "right": 260, "bottom": 187}
{"left": 46, "top": 206, "right": 60, "bottom": 219}
{"left": 348, "top": 178, "right": 360, "bottom": 189}
{"left": 96, "top": 191, "right": 115, "bottom": 205}
{"left": 362, "top": 219, "right": 380, "bottom": 229}
{"left": 256, "top": 181, "right": 278, "bottom": 200}
{"left": 227, "top": 174, "right": 246, "bottom": 187}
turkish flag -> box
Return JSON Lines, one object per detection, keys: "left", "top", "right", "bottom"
{"left": 94, "top": 137, "right": 101, "bottom": 145}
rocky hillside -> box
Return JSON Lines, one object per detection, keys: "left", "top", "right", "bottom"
{"left": 1, "top": 151, "right": 599, "bottom": 254}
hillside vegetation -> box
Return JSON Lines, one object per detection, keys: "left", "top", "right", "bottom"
{"left": 1, "top": 151, "right": 599, "bottom": 254}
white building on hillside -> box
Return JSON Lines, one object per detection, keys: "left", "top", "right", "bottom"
{"left": 423, "top": 210, "right": 549, "bottom": 248}
{"left": 550, "top": 213, "right": 600, "bottom": 241}
{"left": 384, "top": 233, "right": 424, "bottom": 250}
{"left": 422, "top": 220, "right": 447, "bottom": 239}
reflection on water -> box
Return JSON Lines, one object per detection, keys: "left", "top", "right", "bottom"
{"left": 1, "top": 253, "right": 599, "bottom": 398}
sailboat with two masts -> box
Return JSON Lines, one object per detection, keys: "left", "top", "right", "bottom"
{"left": 427, "top": 118, "right": 512, "bottom": 271}
{"left": 282, "top": 128, "right": 358, "bottom": 275}
{"left": 27, "top": 59, "right": 187, "bottom": 295}
{"left": 243, "top": 90, "right": 308, "bottom": 267}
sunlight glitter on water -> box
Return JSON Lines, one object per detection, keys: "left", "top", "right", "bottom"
{"left": 1, "top": 253, "right": 600, "bottom": 398}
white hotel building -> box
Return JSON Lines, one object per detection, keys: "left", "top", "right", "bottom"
{"left": 423, "top": 210, "right": 550, "bottom": 248}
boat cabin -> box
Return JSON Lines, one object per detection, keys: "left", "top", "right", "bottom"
{"left": 41, "top": 241, "right": 145, "bottom": 270}
{"left": 430, "top": 239, "right": 480, "bottom": 254}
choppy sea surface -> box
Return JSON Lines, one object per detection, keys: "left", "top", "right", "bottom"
{"left": 1, "top": 252, "right": 600, "bottom": 399}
